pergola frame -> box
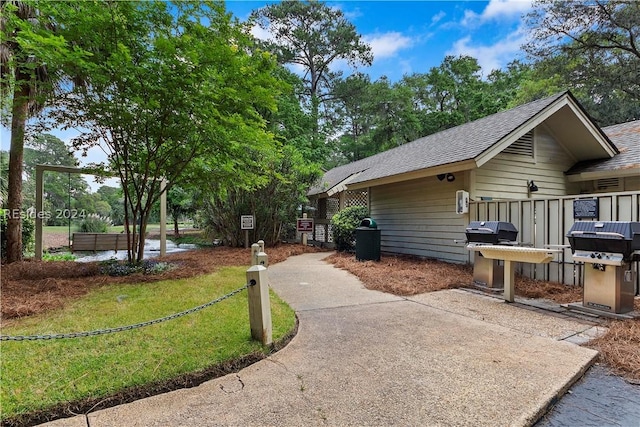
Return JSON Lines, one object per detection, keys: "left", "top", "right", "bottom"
{"left": 34, "top": 164, "right": 167, "bottom": 260}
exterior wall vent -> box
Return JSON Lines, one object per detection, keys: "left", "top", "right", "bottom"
{"left": 596, "top": 177, "right": 620, "bottom": 191}
{"left": 504, "top": 130, "right": 534, "bottom": 157}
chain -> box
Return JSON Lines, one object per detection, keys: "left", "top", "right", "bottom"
{"left": 1, "top": 283, "right": 252, "bottom": 342}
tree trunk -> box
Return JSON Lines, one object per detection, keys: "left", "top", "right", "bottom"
{"left": 6, "top": 80, "right": 31, "bottom": 263}
{"left": 173, "top": 216, "right": 179, "bottom": 237}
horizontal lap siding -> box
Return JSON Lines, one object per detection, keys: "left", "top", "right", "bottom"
{"left": 475, "top": 127, "right": 578, "bottom": 200}
{"left": 370, "top": 176, "right": 468, "bottom": 263}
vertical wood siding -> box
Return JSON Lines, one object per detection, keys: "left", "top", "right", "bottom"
{"left": 370, "top": 175, "right": 469, "bottom": 263}
{"left": 470, "top": 191, "right": 640, "bottom": 293}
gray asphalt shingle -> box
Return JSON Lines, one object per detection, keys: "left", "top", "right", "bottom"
{"left": 567, "top": 120, "right": 640, "bottom": 175}
{"left": 309, "top": 92, "right": 567, "bottom": 195}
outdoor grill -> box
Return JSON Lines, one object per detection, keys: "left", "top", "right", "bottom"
{"left": 465, "top": 221, "right": 519, "bottom": 288}
{"left": 567, "top": 221, "right": 640, "bottom": 314}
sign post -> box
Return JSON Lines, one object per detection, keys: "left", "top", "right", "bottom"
{"left": 241, "top": 215, "right": 254, "bottom": 248}
{"left": 296, "top": 213, "right": 314, "bottom": 246}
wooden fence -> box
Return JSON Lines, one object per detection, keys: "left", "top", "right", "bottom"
{"left": 470, "top": 191, "right": 640, "bottom": 293}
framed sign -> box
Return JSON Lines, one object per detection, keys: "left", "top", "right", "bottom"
{"left": 241, "top": 215, "right": 254, "bottom": 230}
{"left": 296, "top": 218, "right": 314, "bottom": 232}
{"left": 573, "top": 199, "right": 599, "bottom": 219}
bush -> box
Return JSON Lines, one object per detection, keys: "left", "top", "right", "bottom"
{"left": 330, "top": 206, "right": 369, "bottom": 252}
{"left": 0, "top": 211, "right": 35, "bottom": 257}
{"left": 78, "top": 214, "right": 113, "bottom": 233}
{"left": 99, "top": 259, "right": 173, "bottom": 276}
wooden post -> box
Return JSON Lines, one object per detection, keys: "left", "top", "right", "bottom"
{"left": 160, "top": 178, "right": 167, "bottom": 257}
{"left": 244, "top": 230, "right": 249, "bottom": 249}
{"left": 302, "top": 213, "right": 308, "bottom": 246}
{"left": 251, "top": 243, "right": 260, "bottom": 266}
{"left": 257, "top": 240, "right": 268, "bottom": 267}
{"left": 246, "top": 265, "right": 272, "bottom": 345}
{"left": 35, "top": 166, "right": 44, "bottom": 260}
{"left": 504, "top": 260, "right": 516, "bottom": 303}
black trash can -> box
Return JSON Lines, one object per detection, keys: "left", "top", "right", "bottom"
{"left": 355, "top": 218, "right": 381, "bottom": 261}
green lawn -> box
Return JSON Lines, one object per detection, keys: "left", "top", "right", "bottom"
{"left": 0, "top": 267, "right": 295, "bottom": 421}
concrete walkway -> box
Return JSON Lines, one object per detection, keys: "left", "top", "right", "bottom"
{"left": 44, "top": 252, "right": 602, "bottom": 427}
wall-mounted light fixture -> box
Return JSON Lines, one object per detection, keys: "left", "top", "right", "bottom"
{"left": 528, "top": 180, "right": 538, "bottom": 193}
{"left": 437, "top": 173, "right": 456, "bottom": 182}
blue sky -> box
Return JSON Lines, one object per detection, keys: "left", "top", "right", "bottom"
{"left": 1, "top": 0, "right": 534, "bottom": 188}
{"left": 230, "top": 0, "right": 533, "bottom": 80}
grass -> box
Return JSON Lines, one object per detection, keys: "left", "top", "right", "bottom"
{"left": 0, "top": 266, "right": 295, "bottom": 421}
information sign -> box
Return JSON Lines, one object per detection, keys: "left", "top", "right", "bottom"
{"left": 296, "top": 218, "right": 314, "bottom": 232}
{"left": 241, "top": 215, "right": 254, "bottom": 230}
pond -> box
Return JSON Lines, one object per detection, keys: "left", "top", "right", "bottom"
{"left": 74, "top": 239, "right": 198, "bottom": 262}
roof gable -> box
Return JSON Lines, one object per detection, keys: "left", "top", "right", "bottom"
{"left": 309, "top": 91, "right": 617, "bottom": 196}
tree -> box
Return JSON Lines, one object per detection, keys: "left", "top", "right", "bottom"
{"left": 251, "top": 0, "right": 373, "bottom": 160}
{"left": 202, "top": 145, "right": 321, "bottom": 246}
{"left": 166, "top": 186, "right": 197, "bottom": 237}
{"left": 525, "top": 0, "right": 640, "bottom": 124}
{"left": 58, "top": 1, "right": 282, "bottom": 262}
{"left": 0, "top": 1, "right": 90, "bottom": 262}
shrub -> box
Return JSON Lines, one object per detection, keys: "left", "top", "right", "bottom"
{"left": 99, "top": 258, "right": 173, "bottom": 276}
{"left": 78, "top": 214, "right": 113, "bottom": 233}
{"left": 330, "top": 206, "right": 369, "bottom": 252}
{"left": 0, "top": 211, "right": 35, "bottom": 257}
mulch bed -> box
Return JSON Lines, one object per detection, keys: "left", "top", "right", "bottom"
{"left": 3, "top": 245, "right": 639, "bottom": 385}
{"left": 1, "top": 244, "right": 323, "bottom": 322}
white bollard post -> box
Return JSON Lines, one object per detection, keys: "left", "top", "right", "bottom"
{"left": 246, "top": 265, "right": 272, "bottom": 345}
{"left": 251, "top": 243, "right": 260, "bottom": 266}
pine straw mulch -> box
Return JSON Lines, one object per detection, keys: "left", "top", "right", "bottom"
{"left": 0, "top": 243, "right": 324, "bottom": 323}
{"left": 2, "top": 247, "right": 639, "bottom": 383}
{"left": 325, "top": 252, "right": 640, "bottom": 384}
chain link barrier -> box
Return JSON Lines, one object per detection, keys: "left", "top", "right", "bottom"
{"left": 1, "top": 283, "right": 252, "bottom": 342}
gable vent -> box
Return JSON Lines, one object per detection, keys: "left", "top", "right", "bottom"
{"left": 503, "top": 130, "right": 534, "bottom": 157}
{"left": 596, "top": 177, "right": 620, "bottom": 190}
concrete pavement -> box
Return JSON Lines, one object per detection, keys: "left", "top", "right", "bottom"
{"left": 42, "top": 252, "right": 602, "bottom": 426}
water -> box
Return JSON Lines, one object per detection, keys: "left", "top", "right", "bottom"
{"left": 74, "top": 239, "right": 198, "bottom": 262}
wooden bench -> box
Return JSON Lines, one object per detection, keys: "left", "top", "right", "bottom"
{"left": 71, "top": 232, "right": 130, "bottom": 253}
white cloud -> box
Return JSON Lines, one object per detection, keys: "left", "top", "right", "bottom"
{"left": 431, "top": 11, "right": 446, "bottom": 26}
{"left": 250, "top": 25, "right": 271, "bottom": 42}
{"left": 462, "top": 0, "right": 532, "bottom": 27}
{"left": 364, "top": 32, "right": 413, "bottom": 60}
{"left": 448, "top": 27, "right": 527, "bottom": 74}
{"left": 483, "top": 0, "right": 532, "bottom": 19}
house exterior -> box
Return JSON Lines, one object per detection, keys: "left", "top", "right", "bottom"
{"left": 308, "top": 91, "right": 640, "bottom": 266}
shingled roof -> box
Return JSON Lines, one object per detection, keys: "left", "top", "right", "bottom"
{"left": 309, "top": 91, "right": 615, "bottom": 196}
{"left": 566, "top": 120, "right": 640, "bottom": 179}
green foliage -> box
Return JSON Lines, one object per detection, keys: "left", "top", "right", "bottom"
{"left": 330, "top": 206, "right": 369, "bottom": 252}
{"left": 251, "top": 0, "right": 372, "bottom": 160}
{"left": 99, "top": 259, "right": 173, "bottom": 276}
{"left": 0, "top": 212, "right": 34, "bottom": 257}
{"left": 0, "top": 267, "right": 296, "bottom": 421}
{"left": 50, "top": 1, "right": 283, "bottom": 262}
{"left": 42, "top": 252, "right": 76, "bottom": 261}
{"left": 202, "top": 145, "right": 322, "bottom": 247}
{"left": 524, "top": 0, "right": 640, "bottom": 126}
{"left": 78, "top": 214, "right": 112, "bottom": 233}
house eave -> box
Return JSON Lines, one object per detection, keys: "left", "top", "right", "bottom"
{"left": 475, "top": 93, "right": 617, "bottom": 168}
{"left": 346, "top": 160, "right": 477, "bottom": 190}
{"left": 566, "top": 167, "right": 640, "bottom": 182}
